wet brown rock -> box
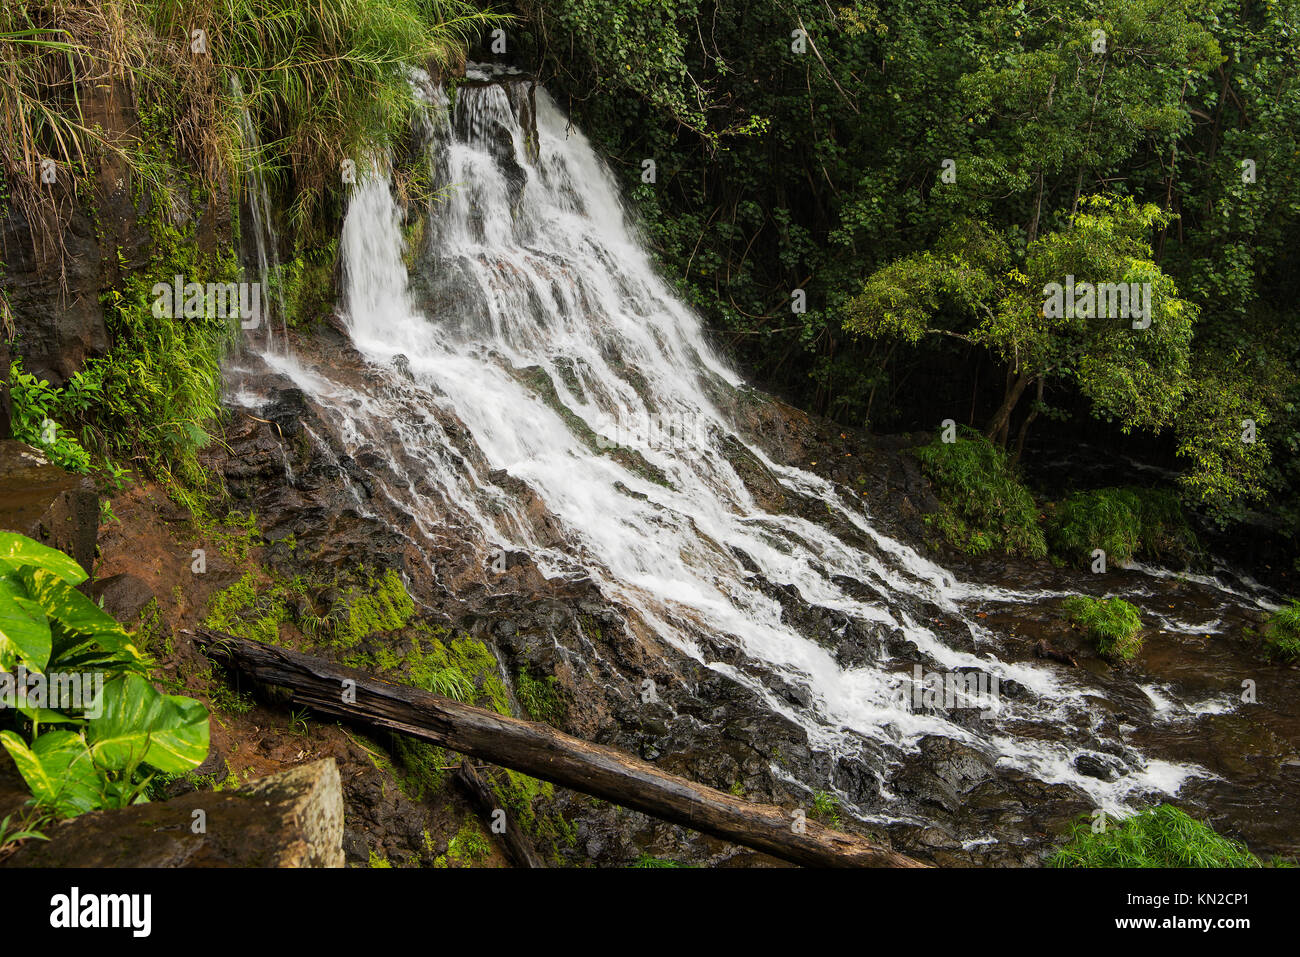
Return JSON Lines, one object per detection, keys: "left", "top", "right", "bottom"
{"left": 0, "top": 440, "right": 98, "bottom": 578}
{"left": 2, "top": 759, "right": 345, "bottom": 868}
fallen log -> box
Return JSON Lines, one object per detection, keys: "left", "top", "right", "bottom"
{"left": 187, "top": 628, "right": 927, "bottom": 868}
{"left": 455, "top": 761, "right": 546, "bottom": 869}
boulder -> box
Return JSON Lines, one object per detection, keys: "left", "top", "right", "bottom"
{"left": 1, "top": 759, "right": 346, "bottom": 868}
{"left": 0, "top": 440, "right": 98, "bottom": 578}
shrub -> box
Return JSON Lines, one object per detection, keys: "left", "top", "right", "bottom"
{"left": 90, "top": 246, "right": 237, "bottom": 494}
{"left": 1051, "top": 805, "right": 1260, "bottom": 868}
{"left": 1063, "top": 595, "right": 1143, "bottom": 661}
{"left": 7, "top": 358, "right": 94, "bottom": 473}
{"left": 1047, "top": 486, "right": 1198, "bottom": 568}
{"left": 1262, "top": 600, "right": 1300, "bottom": 662}
{"left": 912, "top": 428, "right": 1046, "bottom": 558}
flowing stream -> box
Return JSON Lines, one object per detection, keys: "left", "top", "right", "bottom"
{"left": 231, "top": 68, "right": 1293, "bottom": 851}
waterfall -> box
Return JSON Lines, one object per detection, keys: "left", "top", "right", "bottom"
{"left": 230, "top": 75, "right": 288, "bottom": 353}
{"left": 251, "top": 68, "right": 1281, "bottom": 831}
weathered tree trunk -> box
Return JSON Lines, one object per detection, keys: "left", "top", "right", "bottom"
{"left": 455, "top": 761, "right": 546, "bottom": 869}
{"left": 188, "top": 629, "right": 928, "bottom": 869}
{"left": 984, "top": 370, "right": 1031, "bottom": 447}
{"left": 1010, "top": 376, "right": 1045, "bottom": 467}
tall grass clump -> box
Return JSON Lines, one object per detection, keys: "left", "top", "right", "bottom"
{"left": 1262, "top": 599, "right": 1300, "bottom": 662}
{"left": 1047, "top": 486, "right": 1198, "bottom": 568}
{"left": 1063, "top": 595, "right": 1143, "bottom": 661}
{"left": 0, "top": 4, "right": 162, "bottom": 257}
{"left": 912, "top": 427, "right": 1047, "bottom": 558}
{"left": 141, "top": 0, "right": 506, "bottom": 239}
{"left": 1052, "top": 805, "right": 1261, "bottom": 868}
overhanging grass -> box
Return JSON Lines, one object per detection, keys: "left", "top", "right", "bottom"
{"left": 142, "top": 0, "right": 506, "bottom": 239}
{"left": 4, "top": 0, "right": 502, "bottom": 499}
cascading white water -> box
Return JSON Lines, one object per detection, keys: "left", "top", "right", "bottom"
{"left": 230, "top": 75, "right": 288, "bottom": 353}
{"left": 255, "top": 70, "right": 1282, "bottom": 827}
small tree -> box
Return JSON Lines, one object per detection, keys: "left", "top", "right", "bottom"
{"left": 843, "top": 196, "right": 1195, "bottom": 462}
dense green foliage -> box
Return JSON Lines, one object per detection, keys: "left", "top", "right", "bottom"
{"left": 912, "top": 428, "right": 1047, "bottom": 557}
{"left": 1052, "top": 805, "right": 1260, "bottom": 867}
{"left": 846, "top": 197, "right": 1197, "bottom": 458}
{"left": 1063, "top": 594, "right": 1143, "bottom": 660}
{"left": 526, "top": 0, "right": 1300, "bottom": 545}
{"left": 1262, "top": 599, "right": 1300, "bottom": 662}
{"left": 1047, "top": 486, "right": 1199, "bottom": 568}
{"left": 8, "top": 358, "right": 95, "bottom": 473}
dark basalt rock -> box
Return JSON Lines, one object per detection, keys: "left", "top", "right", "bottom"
{"left": 1, "top": 197, "right": 107, "bottom": 386}
{"left": 894, "top": 736, "right": 995, "bottom": 813}
{"left": 1073, "top": 751, "right": 1125, "bottom": 782}
{"left": 90, "top": 573, "right": 157, "bottom": 623}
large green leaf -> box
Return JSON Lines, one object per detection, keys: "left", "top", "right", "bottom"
{"left": 17, "top": 567, "right": 127, "bottom": 640}
{"left": 87, "top": 674, "right": 209, "bottom": 774}
{"left": 0, "top": 729, "right": 101, "bottom": 818}
{"left": 0, "top": 577, "right": 51, "bottom": 672}
{"left": 0, "top": 532, "right": 87, "bottom": 584}
{"left": 18, "top": 705, "right": 86, "bottom": 726}
{"left": 48, "top": 622, "right": 150, "bottom": 675}
{"left": 17, "top": 568, "right": 148, "bottom": 673}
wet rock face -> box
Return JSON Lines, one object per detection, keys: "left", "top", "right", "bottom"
{"left": 212, "top": 340, "right": 1079, "bottom": 867}
{"left": 1, "top": 339, "right": 12, "bottom": 438}
{"left": 895, "top": 736, "right": 995, "bottom": 813}
{"left": 2, "top": 199, "right": 107, "bottom": 386}
{"left": 2, "top": 76, "right": 231, "bottom": 387}
{"left": 0, "top": 440, "right": 98, "bottom": 578}
{"left": 453, "top": 71, "right": 538, "bottom": 211}
{"left": 212, "top": 347, "right": 857, "bottom": 865}
{"left": 2, "top": 759, "right": 345, "bottom": 868}
{"left": 224, "top": 331, "right": 1256, "bottom": 867}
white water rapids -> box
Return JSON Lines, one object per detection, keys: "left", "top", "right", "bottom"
{"left": 234, "top": 70, "right": 1283, "bottom": 830}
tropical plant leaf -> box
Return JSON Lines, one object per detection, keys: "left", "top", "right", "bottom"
{"left": 0, "top": 532, "right": 87, "bottom": 584}
{"left": 0, "top": 729, "right": 101, "bottom": 818}
{"left": 17, "top": 568, "right": 149, "bottom": 673}
{"left": 48, "top": 622, "right": 150, "bottom": 675}
{"left": 0, "top": 577, "right": 51, "bottom": 672}
{"left": 17, "top": 567, "right": 127, "bottom": 640}
{"left": 18, "top": 705, "right": 86, "bottom": 726}
{"left": 87, "top": 674, "right": 209, "bottom": 774}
